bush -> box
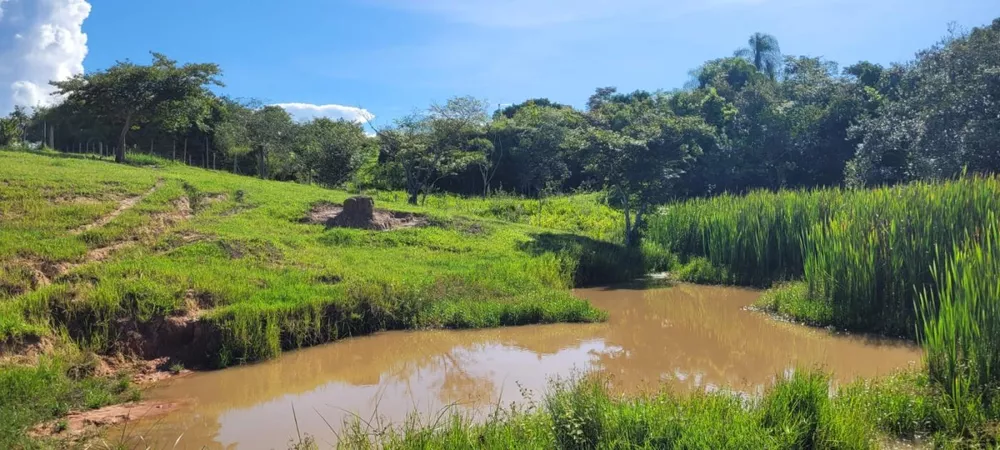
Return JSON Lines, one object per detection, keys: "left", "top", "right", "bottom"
{"left": 755, "top": 281, "right": 833, "bottom": 326}
{"left": 674, "top": 257, "right": 730, "bottom": 284}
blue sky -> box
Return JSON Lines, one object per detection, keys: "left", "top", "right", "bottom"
{"left": 3, "top": 0, "right": 999, "bottom": 125}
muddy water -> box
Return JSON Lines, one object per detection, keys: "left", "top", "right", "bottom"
{"left": 112, "top": 284, "right": 920, "bottom": 449}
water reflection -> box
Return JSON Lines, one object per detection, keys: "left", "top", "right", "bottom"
{"left": 113, "top": 284, "right": 920, "bottom": 449}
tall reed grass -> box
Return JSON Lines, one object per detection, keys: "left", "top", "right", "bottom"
{"left": 919, "top": 214, "right": 1000, "bottom": 433}
{"left": 648, "top": 175, "right": 1000, "bottom": 337}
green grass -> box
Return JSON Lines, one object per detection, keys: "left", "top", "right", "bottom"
{"left": 649, "top": 176, "right": 1000, "bottom": 338}
{"left": 358, "top": 191, "right": 623, "bottom": 242}
{"left": 754, "top": 281, "right": 833, "bottom": 326}
{"left": 330, "top": 369, "right": 986, "bottom": 449}
{"left": 0, "top": 352, "right": 139, "bottom": 449}
{"left": 0, "top": 148, "right": 647, "bottom": 444}
{"left": 673, "top": 256, "right": 732, "bottom": 285}
{"left": 648, "top": 175, "right": 1000, "bottom": 446}
{"left": 0, "top": 149, "right": 635, "bottom": 363}
{"left": 919, "top": 214, "right": 1000, "bottom": 437}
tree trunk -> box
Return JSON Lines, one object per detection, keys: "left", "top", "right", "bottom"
{"left": 172, "top": 140, "right": 176, "bottom": 160}
{"left": 116, "top": 116, "right": 131, "bottom": 163}
{"left": 623, "top": 197, "right": 632, "bottom": 247}
{"left": 258, "top": 147, "right": 267, "bottom": 179}
{"left": 204, "top": 137, "right": 210, "bottom": 169}
{"left": 183, "top": 138, "right": 188, "bottom": 165}
{"left": 233, "top": 155, "right": 238, "bottom": 173}
{"left": 149, "top": 139, "right": 154, "bottom": 155}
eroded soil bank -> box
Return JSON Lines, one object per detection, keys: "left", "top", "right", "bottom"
{"left": 106, "top": 283, "right": 921, "bottom": 449}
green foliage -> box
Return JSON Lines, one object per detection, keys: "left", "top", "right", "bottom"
{"left": 651, "top": 175, "right": 1000, "bottom": 338}
{"left": 377, "top": 96, "right": 490, "bottom": 204}
{"left": 649, "top": 188, "right": 841, "bottom": 287}
{"left": 490, "top": 102, "right": 584, "bottom": 196}
{"left": 50, "top": 52, "right": 222, "bottom": 163}
{"left": 919, "top": 216, "right": 1000, "bottom": 435}
{"left": 850, "top": 19, "right": 1000, "bottom": 186}
{"left": 585, "top": 88, "right": 715, "bottom": 245}
{"left": 339, "top": 369, "right": 974, "bottom": 449}
{"left": 673, "top": 257, "right": 730, "bottom": 285}
{"left": 803, "top": 177, "right": 1000, "bottom": 336}
{"left": 735, "top": 32, "right": 783, "bottom": 80}
{"left": 0, "top": 355, "right": 137, "bottom": 449}
{"left": 755, "top": 281, "right": 833, "bottom": 326}
{"left": 0, "top": 150, "right": 624, "bottom": 368}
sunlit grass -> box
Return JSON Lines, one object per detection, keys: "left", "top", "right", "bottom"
{"left": 0, "top": 148, "right": 644, "bottom": 445}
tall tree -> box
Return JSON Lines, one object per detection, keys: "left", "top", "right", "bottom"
{"left": 296, "top": 118, "right": 375, "bottom": 186}
{"left": 51, "top": 53, "right": 221, "bottom": 163}
{"left": 586, "top": 88, "right": 714, "bottom": 246}
{"left": 849, "top": 19, "right": 1000, "bottom": 186}
{"left": 379, "top": 96, "right": 488, "bottom": 204}
{"left": 248, "top": 106, "right": 294, "bottom": 179}
{"left": 735, "top": 33, "right": 782, "bottom": 80}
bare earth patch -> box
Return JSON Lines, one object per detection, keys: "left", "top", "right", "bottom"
{"left": 73, "top": 180, "right": 165, "bottom": 234}
{"left": 13, "top": 189, "right": 195, "bottom": 298}
{"left": 304, "top": 196, "right": 426, "bottom": 231}
{"left": 31, "top": 400, "right": 184, "bottom": 440}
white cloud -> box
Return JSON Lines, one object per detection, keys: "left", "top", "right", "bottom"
{"left": 0, "top": 0, "right": 90, "bottom": 114}
{"left": 273, "top": 102, "right": 375, "bottom": 124}
{"left": 368, "top": 0, "right": 767, "bottom": 28}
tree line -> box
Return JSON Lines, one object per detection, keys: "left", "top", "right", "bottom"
{"left": 1, "top": 18, "right": 998, "bottom": 236}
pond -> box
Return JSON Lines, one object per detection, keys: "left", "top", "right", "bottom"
{"left": 110, "top": 283, "right": 921, "bottom": 449}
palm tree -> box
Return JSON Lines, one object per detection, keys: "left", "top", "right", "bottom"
{"left": 735, "top": 33, "right": 782, "bottom": 80}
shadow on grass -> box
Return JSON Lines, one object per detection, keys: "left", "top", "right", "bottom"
{"left": 519, "top": 232, "right": 646, "bottom": 287}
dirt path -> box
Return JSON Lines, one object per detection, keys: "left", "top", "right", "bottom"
{"left": 21, "top": 182, "right": 191, "bottom": 290}
{"left": 73, "top": 180, "right": 164, "bottom": 235}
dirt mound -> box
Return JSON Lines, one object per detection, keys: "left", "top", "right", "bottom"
{"left": 305, "top": 196, "right": 425, "bottom": 231}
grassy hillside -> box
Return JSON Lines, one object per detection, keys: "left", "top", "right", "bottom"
{"left": 0, "top": 149, "right": 640, "bottom": 447}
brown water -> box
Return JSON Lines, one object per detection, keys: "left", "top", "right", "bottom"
{"left": 111, "top": 284, "right": 921, "bottom": 449}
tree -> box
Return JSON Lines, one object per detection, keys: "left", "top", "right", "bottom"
{"left": 51, "top": 53, "right": 222, "bottom": 163}
{"left": 0, "top": 117, "right": 18, "bottom": 147}
{"left": 735, "top": 33, "right": 782, "bottom": 80}
{"left": 379, "top": 96, "right": 488, "bottom": 205}
{"left": 248, "top": 106, "right": 294, "bottom": 179}
{"left": 585, "top": 88, "right": 714, "bottom": 246}
{"left": 849, "top": 19, "right": 1000, "bottom": 185}
{"left": 492, "top": 103, "right": 583, "bottom": 197}
{"left": 297, "top": 118, "right": 374, "bottom": 187}
{"left": 213, "top": 98, "right": 260, "bottom": 173}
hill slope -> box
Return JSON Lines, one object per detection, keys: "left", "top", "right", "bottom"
{"left": 0, "top": 149, "right": 639, "bottom": 446}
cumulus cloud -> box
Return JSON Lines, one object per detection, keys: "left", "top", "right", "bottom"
{"left": 273, "top": 102, "right": 375, "bottom": 124}
{"left": 0, "top": 0, "right": 90, "bottom": 114}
